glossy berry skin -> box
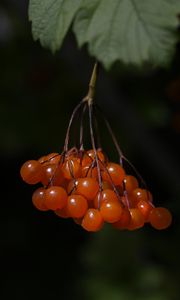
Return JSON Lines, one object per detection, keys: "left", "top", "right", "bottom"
{"left": 137, "top": 200, "right": 154, "bottom": 221}
{"left": 100, "top": 201, "right": 123, "bottom": 223}
{"left": 82, "top": 149, "right": 105, "bottom": 167}
{"left": 44, "top": 186, "right": 67, "bottom": 210}
{"left": 132, "top": 188, "right": 153, "bottom": 205}
{"left": 81, "top": 165, "right": 98, "bottom": 178}
{"left": 128, "top": 208, "right": 145, "bottom": 230}
{"left": 149, "top": 207, "right": 172, "bottom": 230}
{"left": 20, "top": 160, "right": 45, "bottom": 184}
{"left": 94, "top": 189, "right": 119, "bottom": 209}
{"left": 67, "top": 195, "right": 88, "bottom": 218}
{"left": 54, "top": 206, "right": 70, "bottom": 218}
{"left": 62, "top": 158, "right": 81, "bottom": 180}
{"left": 32, "top": 187, "right": 48, "bottom": 211}
{"left": 45, "top": 153, "right": 61, "bottom": 164}
{"left": 76, "top": 178, "right": 99, "bottom": 201}
{"left": 123, "top": 175, "right": 139, "bottom": 193}
{"left": 112, "top": 208, "right": 131, "bottom": 229}
{"left": 102, "top": 163, "right": 125, "bottom": 186}
{"left": 82, "top": 209, "right": 104, "bottom": 232}
{"left": 42, "top": 163, "right": 64, "bottom": 186}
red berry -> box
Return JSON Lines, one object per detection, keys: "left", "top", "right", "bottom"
{"left": 67, "top": 195, "right": 88, "bottom": 218}
{"left": 42, "top": 164, "right": 64, "bottom": 186}
{"left": 82, "top": 209, "right": 104, "bottom": 232}
{"left": 132, "top": 188, "right": 153, "bottom": 205}
{"left": 54, "top": 206, "right": 70, "bottom": 218}
{"left": 102, "top": 162, "right": 125, "bottom": 186}
{"left": 44, "top": 186, "right": 67, "bottom": 210}
{"left": 123, "top": 175, "right": 138, "bottom": 193}
{"left": 94, "top": 189, "right": 119, "bottom": 209}
{"left": 149, "top": 207, "right": 172, "bottom": 230}
{"left": 32, "top": 187, "right": 48, "bottom": 211}
{"left": 20, "top": 160, "right": 45, "bottom": 184}
{"left": 112, "top": 208, "right": 131, "bottom": 229}
{"left": 100, "top": 201, "right": 123, "bottom": 223}
{"left": 76, "top": 178, "right": 99, "bottom": 201}
{"left": 128, "top": 208, "right": 145, "bottom": 230}
{"left": 62, "top": 158, "right": 81, "bottom": 179}
{"left": 137, "top": 200, "right": 154, "bottom": 221}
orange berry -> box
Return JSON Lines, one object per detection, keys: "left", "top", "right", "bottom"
{"left": 20, "top": 160, "right": 45, "bottom": 184}
{"left": 67, "top": 195, "right": 88, "bottom": 218}
{"left": 62, "top": 158, "right": 81, "bottom": 180}
{"left": 123, "top": 175, "right": 139, "bottom": 193}
{"left": 94, "top": 189, "right": 119, "bottom": 209}
{"left": 102, "top": 162, "right": 125, "bottom": 186}
{"left": 81, "top": 165, "right": 98, "bottom": 178}
{"left": 112, "top": 208, "right": 131, "bottom": 229}
{"left": 42, "top": 163, "right": 64, "bottom": 186}
{"left": 149, "top": 207, "right": 172, "bottom": 230}
{"left": 45, "top": 153, "right": 61, "bottom": 164}
{"left": 132, "top": 188, "right": 153, "bottom": 204}
{"left": 82, "top": 209, "right": 104, "bottom": 232}
{"left": 100, "top": 201, "right": 123, "bottom": 223}
{"left": 76, "top": 178, "right": 99, "bottom": 201}
{"left": 32, "top": 187, "right": 48, "bottom": 211}
{"left": 128, "top": 208, "right": 145, "bottom": 230}
{"left": 44, "top": 186, "right": 67, "bottom": 210}
{"left": 54, "top": 206, "right": 70, "bottom": 218}
{"left": 137, "top": 200, "right": 154, "bottom": 221}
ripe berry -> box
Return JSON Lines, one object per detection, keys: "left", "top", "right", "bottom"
{"left": 94, "top": 189, "right": 119, "bottom": 209}
{"left": 32, "top": 187, "right": 48, "bottom": 211}
{"left": 20, "top": 160, "right": 45, "bottom": 184}
{"left": 81, "top": 165, "right": 98, "bottom": 178}
{"left": 42, "top": 163, "right": 64, "bottom": 186}
{"left": 44, "top": 186, "right": 67, "bottom": 210}
{"left": 132, "top": 188, "right": 153, "bottom": 205}
{"left": 76, "top": 178, "right": 99, "bottom": 201}
{"left": 112, "top": 208, "right": 131, "bottom": 229}
{"left": 62, "top": 158, "right": 81, "bottom": 179}
{"left": 54, "top": 206, "right": 70, "bottom": 218}
{"left": 137, "top": 200, "right": 153, "bottom": 221}
{"left": 100, "top": 201, "right": 123, "bottom": 223}
{"left": 102, "top": 162, "right": 125, "bottom": 186}
{"left": 45, "top": 152, "right": 61, "bottom": 164}
{"left": 123, "top": 175, "right": 138, "bottom": 193}
{"left": 128, "top": 208, "right": 145, "bottom": 230}
{"left": 67, "top": 195, "right": 88, "bottom": 218}
{"left": 82, "top": 209, "right": 104, "bottom": 232}
{"left": 149, "top": 207, "right": 172, "bottom": 230}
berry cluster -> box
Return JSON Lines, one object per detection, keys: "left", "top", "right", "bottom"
{"left": 20, "top": 63, "right": 172, "bottom": 232}
{"left": 20, "top": 148, "right": 172, "bottom": 232}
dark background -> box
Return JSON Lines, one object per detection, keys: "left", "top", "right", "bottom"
{"left": 1, "top": 1, "right": 180, "bottom": 299}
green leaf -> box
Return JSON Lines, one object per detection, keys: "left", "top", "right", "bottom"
{"left": 73, "top": 0, "right": 180, "bottom": 69}
{"left": 29, "top": 0, "right": 82, "bottom": 52}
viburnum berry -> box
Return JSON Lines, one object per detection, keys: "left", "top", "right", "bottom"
{"left": 67, "top": 195, "right": 88, "bottom": 218}
{"left": 149, "top": 207, "right": 172, "bottom": 230}
{"left": 20, "top": 63, "right": 173, "bottom": 233}
{"left": 112, "top": 208, "right": 131, "bottom": 230}
{"left": 82, "top": 209, "right": 104, "bottom": 232}
{"left": 75, "top": 177, "right": 99, "bottom": 201}
{"left": 20, "top": 160, "right": 45, "bottom": 184}
{"left": 100, "top": 201, "right": 123, "bottom": 223}
{"left": 94, "top": 189, "right": 119, "bottom": 209}
{"left": 62, "top": 158, "right": 81, "bottom": 180}
{"left": 32, "top": 187, "right": 48, "bottom": 211}
{"left": 44, "top": 186, "right": 67, "bottom": 210}
{"left": 128, "top": 208, "right": 145, "bottom": 230}
{"left": 102, "top": 162, "right": 125, "bottom": 186}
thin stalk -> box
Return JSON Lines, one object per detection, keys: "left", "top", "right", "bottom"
{"left": 63, "top": 100, "right": 85, "bottom": 152}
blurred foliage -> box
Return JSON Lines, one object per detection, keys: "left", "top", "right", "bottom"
{"left": 0, "top": 1, "right": 180, "bottom": 300}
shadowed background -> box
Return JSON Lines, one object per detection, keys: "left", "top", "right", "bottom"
{"left": 0, "top": 1, "right": 180, "bottom": 299}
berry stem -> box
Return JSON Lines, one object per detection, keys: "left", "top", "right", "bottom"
{"left": 88, "top": 103, "right": 103, "bottom": 197}
{"left": 84, "top": 62, "right": 99, "bottom": 105}
{"left": 63, "top": 100, "right": 85, "bottom": 152}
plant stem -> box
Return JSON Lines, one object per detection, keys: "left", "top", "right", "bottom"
{"left": 84, "top": 62, "right": 99, "bottom": 104}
